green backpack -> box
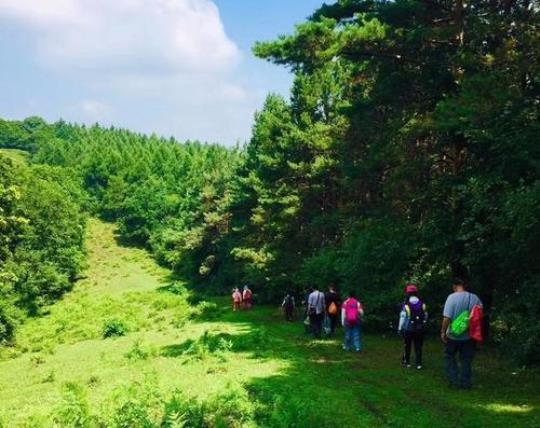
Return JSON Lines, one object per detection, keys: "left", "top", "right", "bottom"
{"left": 450, "top": 293, "right": 472, "bottom": 336}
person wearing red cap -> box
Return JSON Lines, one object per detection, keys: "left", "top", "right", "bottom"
{"left": 398, "top": 283, "right": 428, "bottom": 369}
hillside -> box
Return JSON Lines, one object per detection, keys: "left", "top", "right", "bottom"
{"left": 0, "top": 219, "right": 538, "bottom": 427}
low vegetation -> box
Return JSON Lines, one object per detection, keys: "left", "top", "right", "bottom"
{"left": 0, "top": 219, "right": 538, "bottom": 427}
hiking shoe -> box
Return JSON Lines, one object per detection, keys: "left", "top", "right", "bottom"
{"left": 416, "top": 365, "right": 423, "bottom": 370}
{"left": 406, "top": 364, "right": 412, "bottom": 368}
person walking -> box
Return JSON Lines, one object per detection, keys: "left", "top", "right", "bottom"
{"left": 325, "top": 286, "right": 341, "bottom": 336}
{"left": 282, "top": 291, "right": 296, "bottom": 321}
{"left": 307, "top": 286, "right": 326, "bottom": 339}
{"left": 302, "top": 288, "right": 312, "bottom": 334}
{"left": 232, "top": 288, "right": 242, "bottom": 311}
{"left": 441, "top": 278, "right": 483, "bottom": 390}
{"left": 242, "top": 285, "right": 253, "bottom": 310}
{"left": 398, "top": 284, "right": 428, "bottom": 369}
{"left": 342, "top": 291, "right": 364, "bottom": 352}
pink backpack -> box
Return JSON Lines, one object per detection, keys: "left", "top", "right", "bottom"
{"left": 344, "top": 298, "right": 360, "bottom": 325}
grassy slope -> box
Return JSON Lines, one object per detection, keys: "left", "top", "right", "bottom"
{"left": 0, "top": 219, "right": 539, "bottom": 427}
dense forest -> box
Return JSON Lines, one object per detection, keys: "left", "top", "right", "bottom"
{"left": 0, "top": 146, "right": 86, "bottom": 342}
{"left": 1, "top": 0, "right": 539, "bottom": 365}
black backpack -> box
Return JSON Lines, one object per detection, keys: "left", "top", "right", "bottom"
{"left": 406, "top": 300, "right": 426, "bottom": 332}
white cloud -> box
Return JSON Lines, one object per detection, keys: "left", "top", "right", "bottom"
{"left": 80, "top": 100, "right": 112, "bottom": 121}
{"left": 0, "top": 0, "right": 271, "bottom": 145}
{"left": 0, "top": 0, "right": 240, "bottom": 73}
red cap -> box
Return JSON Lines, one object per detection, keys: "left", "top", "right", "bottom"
{"left": 405, "top": 284, "right": 418, "bottom": 294}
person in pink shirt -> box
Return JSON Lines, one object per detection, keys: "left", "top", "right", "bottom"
{"left": 232, "top": 288, "right": 242, "bottom": 311}
{"left": 341, "top": 291, "right": 364, "bottom": 352}
{"left": 242, "top": 285, "right": 253, "bottom": 310}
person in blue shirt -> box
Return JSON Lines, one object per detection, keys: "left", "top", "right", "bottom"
{"left": 440, "top": 278, "right": 483, "bottom": 389}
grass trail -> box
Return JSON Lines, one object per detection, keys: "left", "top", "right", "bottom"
{"left": 0, "top": 219, "right": 539, "bottom": 427}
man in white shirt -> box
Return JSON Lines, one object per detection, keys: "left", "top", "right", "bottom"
{"left": 307, "top": 286, "right": 326, "bottom": 339}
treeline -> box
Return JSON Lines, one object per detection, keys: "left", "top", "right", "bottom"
{"left": 0, "top": 150, "right": 86, "bottom": 341}
{"left": 6, "top": 118, "right": 240, "bottom": 280}
{"left": 0, "top": 118, "right": 239, "bottom": 342}
{"left": 237, "top": 0, "right": 539, "bottom": 362}
{"left": 239, "top": 0, "right": 538, "bottom": 362}
{"left": 1, "top": 0, "right": 539, "bottom": 363}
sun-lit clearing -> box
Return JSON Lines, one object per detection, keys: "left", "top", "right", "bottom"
{"left": 0, "top": 219, "right": 291, "bottom": 426}
{"left": 482, "top": 403, "right": 534, "bottom": 414}
{"left": 1, "top": 219, "right": 539, "bottom": 427}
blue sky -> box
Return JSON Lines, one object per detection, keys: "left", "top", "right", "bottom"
{"left": 0, "top": 0, "right": 328, "bottom": 145}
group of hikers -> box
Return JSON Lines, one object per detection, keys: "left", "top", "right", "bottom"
{"left": 231, "top": 285, "right": 253, "bottom": 311}
{"left": 236, "top": 278, "right": 484, "bottom": 390}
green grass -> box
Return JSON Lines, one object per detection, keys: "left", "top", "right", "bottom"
{"left": 0, "top": 219, "right": 539, "bottom": 427}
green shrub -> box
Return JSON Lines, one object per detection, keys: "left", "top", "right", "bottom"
{"left": 102, "top": 319, "right": 128, "bottom": 338}
{"left": 492, "top": 278, "right": 540, "bottom": 365}
{"left": 125, "top": 339, "right": 155, "bottom": 361}
{"left": 53, "top": 382, "right": 93, "bottom": 427}
{"left": 233, "top": 328, "right": 269, "bottom": 356}
{"left": 188, "top": 301, "right": 221, "bottom": 321}
{"left": 162, "top": 393, "right": 205, "bottom": 428}
{"left": 101, "top": 380, "right": 162, "bottom": 428}
{"left": 204, "top": 384, "right": 254, "bottom": 428}
{"left": 183, "top": 331, "right": 232, "bottom": 360}
{"left": 162, "top": 385, "right": 254, "bottom": 428}
{"left": 269, "top": 395, "right": 334, "bottom": 428}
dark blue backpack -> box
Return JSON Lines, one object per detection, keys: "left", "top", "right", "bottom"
{"left": 405, "top": 300, "right": 426, "bottom": 332}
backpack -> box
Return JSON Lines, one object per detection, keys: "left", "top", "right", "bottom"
{"left": 450, "top": 293, "right": 472, "bottom": 336}
{"left": 244, "top": 289, "right": 252, "bottom": 300}
{"left": 328, "top": 302, "right": 338, "bottom": 315}
{"left": 344, "top": 298, "right": 360, "bottom": 326}
{"left": 405, "top": 300, "right": 426, "bottom": 332}
{"left": 469, "top": 304, "right": 483, "bottom": 342}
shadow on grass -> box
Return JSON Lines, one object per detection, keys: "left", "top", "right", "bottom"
{"left": 161, "top": 298, "right": 540, "bottom": 428}
{"left": 95, "top": 228, "right": 540, "bottom": 426}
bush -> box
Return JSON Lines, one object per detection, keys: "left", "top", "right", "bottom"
{"left": 125, "top": 339, "right": 155, "bottom": 361}
{"left": 269, "top": 395, "right": 334, "bottom": 428}
{"left": 188, "top": 301, "right": 221, "bottom": 321}
{"left": 102, "top": 319, "right": 128, "bottom": 338}
{"left": 98, "top": 376, "right": 163, "bottom": 427}
{"left": 162, "top": 393, "right": 205, "bottom": 428}
{"left": 492, "top": 278, "right": 540, "bottom": 365}
{"left": 162, "top": 385, "right": 254, "bottom": 428}
{"left": 183, "top": 331, "right": 232, "bottom": 360}
{"left": 204, "top": 384, "right": 254, "bottom": 428}
{"left": 53, "top": 382, "right": 93, "bottom": 427}
{"left": 233, "top": 328, "right": 269, "bottom": 356}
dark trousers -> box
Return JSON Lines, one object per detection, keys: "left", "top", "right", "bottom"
{"left": 328, "top": 314, "right": 339, "bottom": 335}
{"left": 284, "top": 305, "right": 294, "bottom": 321}
{"left": 445, "top": 339, "right": 476, "bottom": 389}
{"left": 402, "top": 331, "right": 424, "bottom": 366}
{"left": 310, "top": 312, "right": 324, "bottom": 339}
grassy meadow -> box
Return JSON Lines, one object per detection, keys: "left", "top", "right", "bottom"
{"left": 0, "top": 219, "right": 538, "bottom": 427}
